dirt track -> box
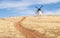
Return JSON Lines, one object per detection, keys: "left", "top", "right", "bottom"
{"left": 14, "top": 17, "right": 45, "bottom": 38}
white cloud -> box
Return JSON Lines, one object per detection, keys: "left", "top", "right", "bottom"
{"left": 43, "top": 9, "right": 60, "bottom": 15}
{"left": 0, "top": 2, "right": 30, "bottom": 8}
{"left": 0, "top": 0, "right": 60, "bottom": 9}
{"left": 39, "top": 0, "right": 60, "bottom": 4}
{"left": 21, "top": 0, "right": 60, "bottom": 4}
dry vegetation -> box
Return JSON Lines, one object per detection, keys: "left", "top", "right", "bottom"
{"left": 0, "top": 15, "right": 60, "bottom": 38}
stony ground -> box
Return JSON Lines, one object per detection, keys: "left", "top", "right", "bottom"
{"left": 0, "top": 15, "right": 60, "bottom": 38}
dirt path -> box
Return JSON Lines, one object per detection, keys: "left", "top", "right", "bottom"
{"left": 14, "top": 17, "right": 45, "bottom": 38}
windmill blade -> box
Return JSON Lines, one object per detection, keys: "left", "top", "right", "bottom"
{"left": 40, "top": 5, "right": 43, "bottom": 8}
{"left": 35, "top": 6, "right": 38, "bottom": 9}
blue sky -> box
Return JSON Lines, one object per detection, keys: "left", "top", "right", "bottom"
{"left": 0, "top": 0, "right": 60, "bottom": 18}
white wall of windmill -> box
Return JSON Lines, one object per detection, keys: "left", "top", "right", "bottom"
{"left": 37, "top": 10, "right": 42, "bottom": 15}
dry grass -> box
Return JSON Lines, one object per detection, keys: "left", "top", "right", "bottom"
{"left": 0, "top": 15, "right": 60, "bottom": 38}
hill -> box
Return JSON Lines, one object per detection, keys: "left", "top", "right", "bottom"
{"left": 0, "top": 15, "right": 60, "bottom": 38}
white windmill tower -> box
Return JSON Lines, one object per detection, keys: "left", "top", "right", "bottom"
{"left": 35, "top": 5, "right": 43, "bottom": 16}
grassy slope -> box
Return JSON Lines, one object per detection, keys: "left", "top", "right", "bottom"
{"left": 0, "top": 15, "right": 60, "bottom": 38}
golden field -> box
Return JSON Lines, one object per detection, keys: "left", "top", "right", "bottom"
{"left": 0, "top": 15, "right": 60, "bottom": 38}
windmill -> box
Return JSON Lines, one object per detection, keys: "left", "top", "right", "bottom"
{"left": 35, "top": 5, "right": 43, "bottom": 16}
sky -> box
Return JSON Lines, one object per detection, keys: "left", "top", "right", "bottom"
{"left": 0, "top": 0, "right": 60, "bottom": 18}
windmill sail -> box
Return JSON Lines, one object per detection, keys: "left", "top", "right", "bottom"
{"left": 35, "top": 5, "right": 43, "bottom": 16}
